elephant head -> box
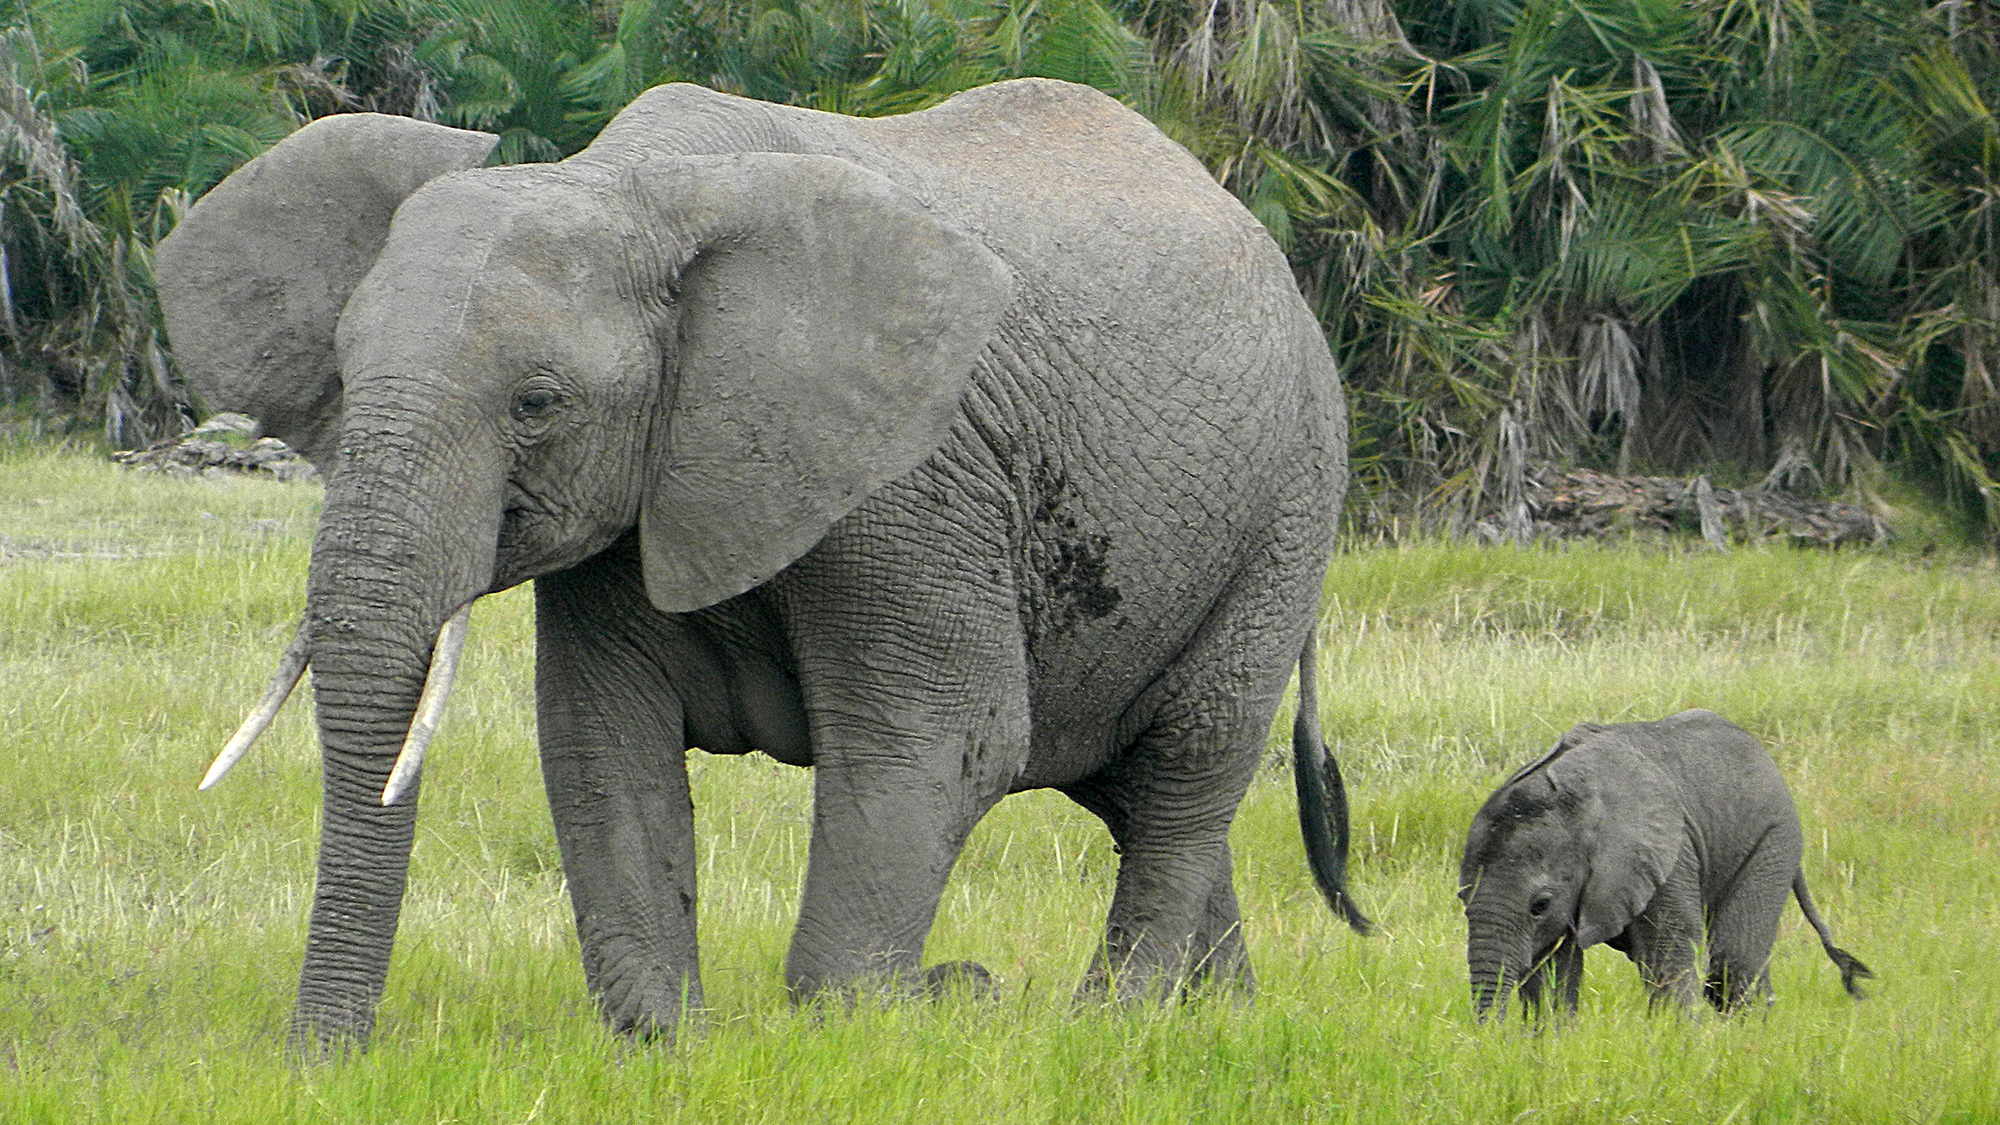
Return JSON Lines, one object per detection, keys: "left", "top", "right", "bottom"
{"left": 155, "top": 112, "right": 1011, "bottom": 1049}
{"left": 1457, "top": 728, "right": 1682, "bottom": 1020}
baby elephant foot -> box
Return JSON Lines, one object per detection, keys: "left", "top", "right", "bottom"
{"left": 922, "top": 960, "right": 997, "bottom": 1000}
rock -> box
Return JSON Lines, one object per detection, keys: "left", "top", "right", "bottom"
{"left": 111, "top": 417, "right": 317, "bottom": 481}
{"left": 189, "top": 412, "right": 261, "bottom": 441}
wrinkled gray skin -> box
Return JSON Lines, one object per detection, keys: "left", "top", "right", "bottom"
{"left": 153, "top": 80, "right": 1364, "bottom": 1051}
{"left": 1459, "top": 710, "right": 1871, "bottom": 1020}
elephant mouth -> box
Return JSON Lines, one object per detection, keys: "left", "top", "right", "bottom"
{"left": 493, "top": 492, "right": 561, "bottom": 591}
{"left": 491, "top": 508, "right": 641, "bottom": 598}
{"left": 503, "top": 481, "right": 551, "bottom": 517}
{"left": 198, "top": 605, "right": 473, "bottom": 804}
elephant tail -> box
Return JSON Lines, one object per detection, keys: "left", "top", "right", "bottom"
{"left": 1293, "top": 632, "right": 1372, "bottom": 935}
{"left": 1793, "top": 870, "right": 1872, "bottom": 999}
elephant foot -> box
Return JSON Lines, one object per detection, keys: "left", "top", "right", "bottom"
{"left": 1072, "top": 972, "right": 1252, "bottom": 1008}
{"left": 921, "top": 960, "right": 997, "bottom": 1000}
{"left": 792, "top": 960, "right": 999, "bottom": 1009}
{"left": 605, "top": 1007, "right": 697, "bottom": 1047}
{"left": 285, "top": 1013, "right": 370, "bottom": 1062}
{"left": 1072, "top": 929, "right": 1254, "bottom": 1006}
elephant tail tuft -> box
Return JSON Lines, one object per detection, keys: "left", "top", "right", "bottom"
{"left": 1828, "top": 946, "right": 1874, "bottom": 999}
{"left": 1294, "top": 633, "right": 1372, "bottom": 936}
{"left": 1793, "top": 871, "right": 1873, "bottom": 999}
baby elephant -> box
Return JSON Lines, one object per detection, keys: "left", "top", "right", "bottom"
{"left": 1458, "top": 709, "right": 1871, "bottom": 1019}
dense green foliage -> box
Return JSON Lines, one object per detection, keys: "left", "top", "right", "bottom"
{"left": 3, "top": 442, "right": 1996, "bottom": 1120}
{"left": 3, "top": 0, "right": 1999, "bottom": 529}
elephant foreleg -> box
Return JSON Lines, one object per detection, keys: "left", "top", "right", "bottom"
{"left": 770, "top": 505, "right": 1031, "bottom": 1000}
{"left": 535, "top": 563, "right": 703, "bottom": 1038}
{"left": 1626, "top": 847, "right": 1706, "bottom": 1011}
{"left": 785, "top": 747, "right": 1015, "bottom": 997}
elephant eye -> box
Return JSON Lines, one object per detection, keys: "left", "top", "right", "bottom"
{"left": 512, "top": 381, "right": 562, "bottom": 421}
{"left": 1528, "top": 891, "right": 1555, "bottom": 917}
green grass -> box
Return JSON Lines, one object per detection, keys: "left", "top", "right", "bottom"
{"left": 3, "top": 441, "right": 1996, "bottom": 1123}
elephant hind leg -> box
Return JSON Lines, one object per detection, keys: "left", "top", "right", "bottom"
{"left": 1063, "top": 695, "right": 1256, "bottom": 1001}
{"left": 1064, "top": 722, "right": 1261, "bottom": 1000}
{"left": 1063, "top": 792, "right": 1253, "bottom": 1002}
{"left": 1703, "top": 826, "right": 1798, "bottom": 1013}
{"left": 1064, "top": 545, "right": 1322, "bottom": 1001}
{"left": 1190, "top": 858, "right": 1254, "bottom": 992}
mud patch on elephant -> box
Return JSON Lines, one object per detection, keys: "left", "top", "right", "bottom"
{"left": 1024, "top": 456, "right": 1121, "bottom": 639}
{"left": 1046, "top": 534, "right": 1122, "bottom": 628}
{"left": 1032, "top": 462, "right": 1068, "bottom": 525}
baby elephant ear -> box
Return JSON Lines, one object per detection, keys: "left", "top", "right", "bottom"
{"left": 1564, "top": 741, "right": 1684, "bottom": 948}
{"left": 154, "top": 114, "right": 497, "bottom": 471}
{"left": 1499, "top": 722, "right": 1606, "bottom": 789}
{"left": 628, "top": 153, "right": 1013, "bottom": 613}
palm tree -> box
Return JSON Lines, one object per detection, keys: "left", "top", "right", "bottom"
{"left": 1, "top": 0, "right": 435, "bottom": 443}
{"left": 1215, "top": 0, "right": 2000, "bottom": 533}
{"left": 7, "top": 0, "right": 1999, "bottom": 536}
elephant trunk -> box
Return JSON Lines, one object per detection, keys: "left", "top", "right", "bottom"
{"left": 1470, "top": 961, "right": 1517, "bottom": 1022}
{"left": 289, "top": 417, "right": 503, "bottom": 1052}
{"left": 1467, "top": 908, "right": 1526, "bottom": 1023}
{"left": 292, "top": 642, "right": 424, "bottom": 1050}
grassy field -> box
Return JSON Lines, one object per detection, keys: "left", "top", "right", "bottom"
{"left": 3, "top": 436, "right": 1996, "bottom": 1123}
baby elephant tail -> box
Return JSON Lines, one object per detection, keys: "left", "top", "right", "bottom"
{"left": 1794, "top": 871, "right": 1873, "bottom": 999}
{"left": 1294, "top": 633, "right": 1372, "bottom": 936}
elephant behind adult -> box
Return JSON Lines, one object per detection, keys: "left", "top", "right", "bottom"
{"left": 154, "top": 78, "right": 1363, "bottom": 1050}
{"left": 1458, "top": 710, "right": 1870, "bottom": 1020}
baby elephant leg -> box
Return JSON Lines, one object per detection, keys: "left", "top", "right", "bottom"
{"left": 1625, "top": 857, "right": 1706, "bottom": 1010}
{"left": 1703, "top": 827, "right": 1800, "bottom": 1012}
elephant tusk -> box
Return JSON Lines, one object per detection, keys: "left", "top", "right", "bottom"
{"left": 201, "top": 620, "right": 312, "bottom": 790}
{"left": 381, "top": 603, "right": 473, "bottom": 807}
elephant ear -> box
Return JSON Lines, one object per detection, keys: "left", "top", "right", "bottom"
{"left": 626, "top": 153, "right": 1013, "bottom": 613}
{"left": 1499, "top": 722, "right": 1607, "bottom": 790}
{"left": 154, "top": 114, "right": 498, "bottom": 471}
{"left": 1558, "top": 739, "right": 1684, "bottom": 947}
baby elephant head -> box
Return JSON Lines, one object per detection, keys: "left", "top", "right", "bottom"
{"left": 1457, "top": 729, "right": 1681, "bottom": 1020}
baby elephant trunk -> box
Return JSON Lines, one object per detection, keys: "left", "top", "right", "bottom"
{"left": 1467, "top": 928, "right": 1521, "bottom": 1021}
{"left": 1470, "top": 963, "right": 1517, "bottom": 1022}
{"left": 1467, "top": 909, "right": 1566, "bottom": 1022}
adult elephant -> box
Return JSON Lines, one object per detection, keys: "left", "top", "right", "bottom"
{"left": 154, "top": 78, "right": 1366, "bottom": 1051}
